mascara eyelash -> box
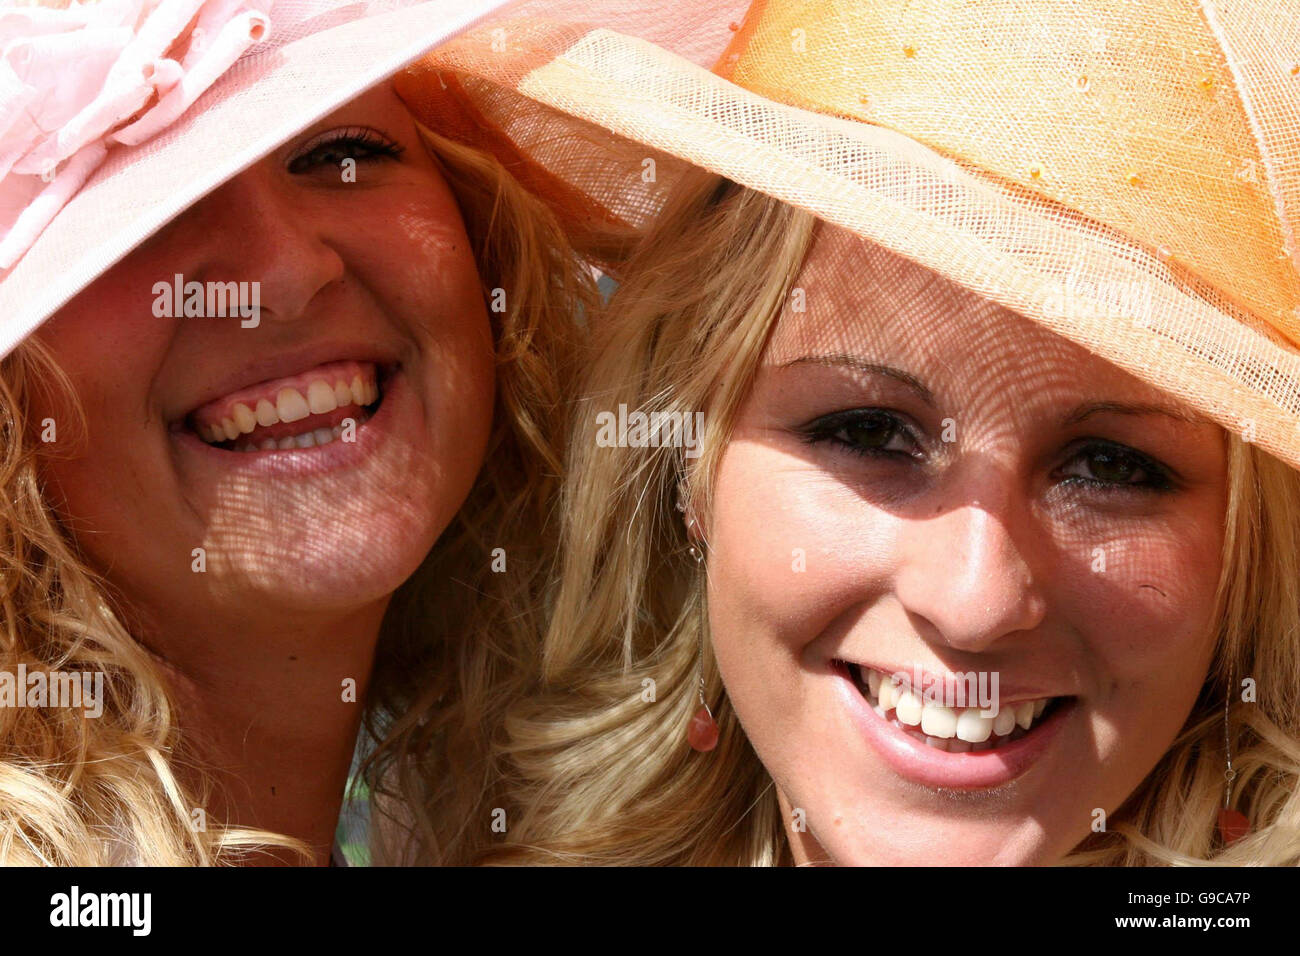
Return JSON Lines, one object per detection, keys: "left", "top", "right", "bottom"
{"left": 1056, "top": 440, "right": 1177, "bottom": 494}
{"left": 286, "top": 126, "right": 404, "bottom": 173}
{"left": 800, "top": 408, "right": 920, "bottom": 460}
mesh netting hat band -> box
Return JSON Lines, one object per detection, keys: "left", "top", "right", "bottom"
{"left": 406, "top": 0, "right": 1300, "bottom": 469}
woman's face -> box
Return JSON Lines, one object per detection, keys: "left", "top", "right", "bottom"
{"left": 704, "top": 225, "right": 1228, "bottom": 865}
{"left": 31, "top": 83, "right": 495, "bottom": 640}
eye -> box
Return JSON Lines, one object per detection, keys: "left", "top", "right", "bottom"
{"left": 286, "top": 126, "right": 405, "bottom": 174}
{"left": 1055, "top": 440, "right": 1174, "bottom": 492}
{"left": 802, "top": 408, "right": 920, "bottom": 459}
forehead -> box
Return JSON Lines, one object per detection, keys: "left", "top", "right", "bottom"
{"left": 765, "top": 223, "right": 1179, "bottom": 413}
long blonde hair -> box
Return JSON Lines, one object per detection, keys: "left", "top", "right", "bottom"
{"left": 491, "top": 170, "right": 1300, "bottom": 866}
{"left": 0, "top": 122, "right": 598, "bottom": 865}
{"left": 358, "top": 122, "right": 612, "bottom": 865}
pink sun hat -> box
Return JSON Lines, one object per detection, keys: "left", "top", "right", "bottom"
{"left": 0, "top": 0, "right": 516, "bottom": 359}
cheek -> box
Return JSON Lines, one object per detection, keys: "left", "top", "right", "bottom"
{"left": 706, "top": 439, "right": 894, "bottom": 710}
{"left": 343, "top": 193, "right": 495, "bottom": 410}
{"left": 1059, "top": 517, "right": 1222, "bottom": 737}
{"left": 32, "top": 278, "right": 177, "bottom": 526}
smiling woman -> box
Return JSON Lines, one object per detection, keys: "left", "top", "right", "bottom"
{"left": 0, "top": 0, "right": 606, "bottom": 866}
{"left": 473, "top": 0, "right": 1300, "bottom": 866}
{"left": 495, "top": 174, "right": 1300, "bottom": 869}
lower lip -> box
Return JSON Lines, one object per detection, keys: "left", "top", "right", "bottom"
{"left": 171, "top": 366, "right": 406, "bottom": 477}
{"left": 832, "top": 661, "right": 1071, "bottom": 790}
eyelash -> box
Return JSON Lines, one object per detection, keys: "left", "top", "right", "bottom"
{"left": 286, "top": 126, "right": 404, "bottom": 173}
{"left": 801, "top": 408, "right": 1176, "bottom": 493}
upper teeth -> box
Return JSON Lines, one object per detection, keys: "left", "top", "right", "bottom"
{"left": 198, "top": 374, "right": 377, "bottom": 445}
{"left": 866, "top": 668, "right": 1052, "bottom": 744}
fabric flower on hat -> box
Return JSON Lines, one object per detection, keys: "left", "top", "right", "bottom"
{"left": 0, "top": 0, "right": 273, "bottom": 270}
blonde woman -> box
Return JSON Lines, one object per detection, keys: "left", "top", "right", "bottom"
{"left": 0, "top": 0, "right": 603, "bottom": 865}
{"left": 468, "top": 0, "right": 1300, "bottom": 864}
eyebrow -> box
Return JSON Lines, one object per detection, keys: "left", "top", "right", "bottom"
{"left": 779, "top": 354, "right": 1211, "bottom": 428}
{"left": 778, "top": 354, "right": 935, "bottom": 406}
{"left": 1061, "top": 400, "right": 1212, "bottom": 427}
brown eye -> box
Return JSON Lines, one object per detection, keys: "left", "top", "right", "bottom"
{"left": 843, "top": 414, "right": 899, "bottom": 451}
{"left": 1084, "top": 448, "right": 1139, "bottom": 483}
{"left": 1057, "top": 441, "right": 1173, "bottom": 492}
{"left": 804, "top": 408, "right": 919, "bottom": 459}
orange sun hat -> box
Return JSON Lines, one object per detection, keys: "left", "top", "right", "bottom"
{"left": 405, "top": 0, "right": 1300, "bottom": 469}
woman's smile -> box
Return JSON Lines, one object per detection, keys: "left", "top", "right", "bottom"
{"left": 833, "top": 659, "right": 1074, "bottom": 789}
{"left": 170, "top": 347, "right": 417, "bottom": 477}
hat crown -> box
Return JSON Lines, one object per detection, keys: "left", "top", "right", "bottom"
{"left": 719, "top": 0, "right": 1300, "bottom": 336}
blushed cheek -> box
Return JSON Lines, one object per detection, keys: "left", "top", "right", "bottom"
{"left": 32, "top": 286, "right": 176, "bottom": 503}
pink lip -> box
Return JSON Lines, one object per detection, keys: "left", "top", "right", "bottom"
{"left": 832, "top": 660, "right": 1072, "bottom": 789}
{"left": 170, "top": 365, "right": 407, "bottom": 478}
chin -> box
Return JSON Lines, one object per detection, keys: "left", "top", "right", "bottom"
{"left": 204, "top": 484, "right": 449, "bottom": 614}
{"left": 808, "top": 795, "right": 1072, "bottom": 866}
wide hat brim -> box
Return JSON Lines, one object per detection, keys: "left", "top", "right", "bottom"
{"left": 0, "top": 0, "right": 515, "bottom": 360}
{"left": 414, "top": 0, "right": 1300, "bottom": 472}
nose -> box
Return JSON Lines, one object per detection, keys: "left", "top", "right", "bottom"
{"left": 171, "top": 161, "right": 345, "bottom": 324}
{"left": 893, "top": 468, "right": 1048, "bottom": 652}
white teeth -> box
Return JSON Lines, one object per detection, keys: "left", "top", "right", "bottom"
{"left": 294, "top": 431, "right": 315, "bottom": 448}
{"left": 1015, "top": 701, "right": 1035, "bottom": 730}
{"left": 331, "top": 424, "right": 343, "bottom": 440}
{"left": 232, "top": 403, "right": 256, "bottom": 433}
{"left": 920, "top": 702, "right": 958, "bottom": 739}
{"left": 856, "top": 665, "right": 1056, "bottom": 752}
{"left": 196, "top": 366, "right": 381, "bottom": 447}
{"left": 894, "top": 689, "right": 923, "bottom": 726}
{"left": 313, "top": 427, "right": 334, "bottom": 446}
{"left": 877, "top": 678, "right": 897, "bottom": 711}
{"left": 307, "top": 380, "right": 338, "bottom": 415}
{"left": 993, "top": 706, "right": 1018, "bottom": 737}
{"left": 277, "top": 435, "right": 296, "bottom": 450}
{"left": 955, "top": 708, "right": 994, "bottom": 743}
{"left": 276, "top": 387, "right": 310, "bottom": 423}
{"left": 259, "top": 438, "right": 277, "bottom": 451}
{"left": 255, "top": 399, "right": 279, "bottom": 427}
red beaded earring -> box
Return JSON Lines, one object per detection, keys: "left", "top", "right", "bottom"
{"left": 1217, "top": 674, "right": 1250, "bottom": 845}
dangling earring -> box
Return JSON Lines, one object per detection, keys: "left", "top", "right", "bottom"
{"left": 678, "top": 489, "right": 719, "bottom": 753}
{"left": 1217, "top": 671, "right": 1250, "bottom": 845}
